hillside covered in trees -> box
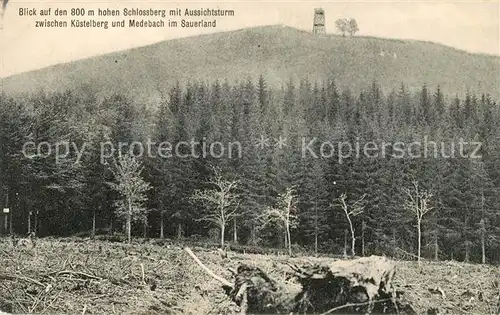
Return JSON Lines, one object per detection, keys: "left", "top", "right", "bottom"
{"left": 1, "top": 76, "right": 499, "bottom": 264}
{"left": 1, "top": 26, "right": 499, "bottom": 101}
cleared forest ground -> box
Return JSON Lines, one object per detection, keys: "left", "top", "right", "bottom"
{"left": 0, "top": 238, "right": 499, "bottom": 314}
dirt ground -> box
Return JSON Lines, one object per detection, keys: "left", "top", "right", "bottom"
{"left": 0, "top": 238, "right": 499, "bottom": 314}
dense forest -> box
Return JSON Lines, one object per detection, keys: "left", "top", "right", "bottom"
{"left": 0, "top": 77, "right": 499, "bottom": 263}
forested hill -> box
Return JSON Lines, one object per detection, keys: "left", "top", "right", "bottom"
{"left": 2, "top": 25, "right": 500, "bottom": 101}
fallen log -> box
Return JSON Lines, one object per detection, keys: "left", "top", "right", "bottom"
{"left": 184, "top": 248, "right": 416, "bottom": 314}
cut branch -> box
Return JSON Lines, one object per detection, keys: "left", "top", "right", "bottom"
{"left": 320, "top": 298, "right": 392, "bottom": 315}
{"left": 184, "top": 247, "right": 233, "bottom": 288}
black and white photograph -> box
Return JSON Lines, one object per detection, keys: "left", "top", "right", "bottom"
{"left": 0, "top": 1, "right": 499, "bottom": 314}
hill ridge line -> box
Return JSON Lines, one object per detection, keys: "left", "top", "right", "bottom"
{"left": 2, "top": 24, "right": 498, "bottom": 80}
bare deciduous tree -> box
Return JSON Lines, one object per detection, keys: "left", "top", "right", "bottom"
{"left": 109, "top": 154, "right": 151, "bottom": 244}
{"left": 403, "top": 180, "right": 434, "bottom": 264}
{"left": 191, "top": 166, "right": 239, "bottom": 247}
{"left": 261, "top": 187, "right": 298, "bottom": 256}
{"left": 336, "top": 193, "right": 367, "bottom": 257}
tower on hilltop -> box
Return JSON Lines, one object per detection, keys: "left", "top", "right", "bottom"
{"left": 313, "top": 8, "right": 326, "bottom": 34}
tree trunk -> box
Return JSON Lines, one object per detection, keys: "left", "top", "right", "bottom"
{"left": 314, "top": 226, "right": 318, "bottom": 257}
{"left": 38, "top": 215, "right": 42, "bottom": 236}
{"left": 220, "top": 223, "right": 225, "bottom": 247}
{"left": 9, "top": 210, "right": 12, "bottom": 235}
{"left": 286, "top": 222, "right": 292, "bottom": 256}
{"left": 361, "top": 220, "right": 365, "bottom": 257}
{"left": 417, "top": 219, "right": 422, "bottom": 264}
{"left": 480, "top": 189, "right": 486, "bottom": 264}
{"left": 481, "top": 229, "right": 486, "bottom": 264}
{"left": 127, "top": 199, "right": 132, "bottom": 243}
{"left": 351, "top": 227, "right": 356, "bottom": 257}
{"left": 250, "top": 224, "right": 256, "bottom": 245}
{"left": 3, "top": 215, "right": 7, "bottom": 234}
{"left": 391, "top": 228, "right": 396, "bottom": 257}
{"left": 464, "top": 214, "right": 469, "bottom": 263}
{"left": 465, "top": 241, "right": 470, "bottom": 263}
{"left": 91, "top": 210, "right": 96, "bottom": 238}
{"left": 343, "top": 229, "right": 348, "bottom": 258}
{"left": 284, "top": 231, "right": 288, "bottom": 249}
{"left": 3, "top": 192, "right": 8, "bottom": 234}
{"left": 34, "top": 211, "right": 38, "bottom": 235}
{"left": 177, "top": 223, "right": 182, "bottom": 240}
{"left": 314, "top": 203, "right": 319, "bottom": 257}
{"left": 143, "top": 221, "right": 147, "bottom": 238}
{"left": 160, "top": 211, "right": 164, "bottom": 239}
{"left": 27, "top": 211, "right": 31, "bottom": 234}
{"left": 233, "top": 217, "right": 237, "bottom": 244}
{"left": 346, "top": 212, "right": 356, "bottom": 257}
{"left": 434, "top": 231, "right": 439, "bottom": 261}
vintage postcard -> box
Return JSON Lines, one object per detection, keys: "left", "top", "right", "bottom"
{"left": 0, "top": 0, "right": 499, "bottom": 314}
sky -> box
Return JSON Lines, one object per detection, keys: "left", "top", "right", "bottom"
{"left": 0, "top": 0, "right": 499, "bottom": 78}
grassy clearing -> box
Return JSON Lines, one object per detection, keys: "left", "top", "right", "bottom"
{"left": 0, "top": 238, "right": 498, "bottom": 314}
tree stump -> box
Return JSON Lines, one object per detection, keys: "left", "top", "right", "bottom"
{"left": 226, "top": 255, "right": 416, "bottom": 314}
